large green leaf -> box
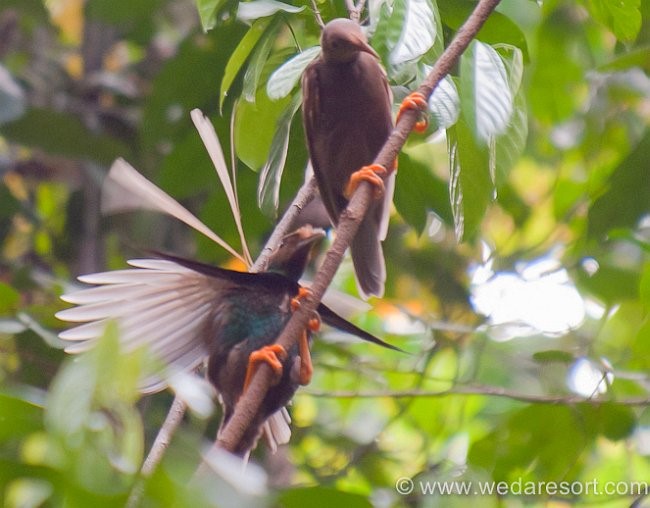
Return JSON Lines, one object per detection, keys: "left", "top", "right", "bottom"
{"left": 0, "top": 393, "right": 43, "bottom": 442}
{"left": 266, "top": 47, "right": 320, "bottom": 100}
{"left": 220, "top": 18, "right": 273, "bottom": 109}
{"left": 257, "top": 93, "right": 301, "bottom": 217}
{"left": 390, "top": 0, "right": 439, "bottom": 65}
{"left": 394, "top": 150, "right": 452, "bottom": 234}
{"left": 587, "top": 130, "right": 650, "bottom": 237}
{"left": 234, "top": 89, "right": 291, "bottom": 171}
{"left": 437, "top": 0, "right": 529, "bottom": 60}
{"left": 195, "top": 0, "right": 233, "bottom": 31}
{"left": 427, "top": 75, "right": 460, "bottom": 130}
{"left": 586, "top": 0, "right": 642, "bottom": 42}
{"left": 236, "top": 0, "right": 304, "bottom": 22}
{"left": 242, "top": 17, "right": 282, "bottom": 102}
{"left": 446, "top": 117, "right": 492, "bottom": 240}
{"left": 460, "top": 40, "right": 513, "bottom": 144}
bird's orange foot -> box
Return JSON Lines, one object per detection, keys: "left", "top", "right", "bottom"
{"left": 244, "top": 344, "right": 287, "bottom": 391}
{"left": 397, "top": 91, "right": 429, "bottom": 133}
{"left": 345, "top": 164, "right": 387, "bottom": 200}
{"left": 291, "top": 286, "right": 312, "bottom": 312}
{"left": 298, "top": 330, "right": 313, "bottom": 385}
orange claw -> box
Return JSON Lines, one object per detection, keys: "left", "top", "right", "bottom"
{"left": 397, "top": 91, "right": 429, "bottom": 133}
{"left": 298, "top": 330, "right": 313, "bottom": 385}
{"left": 291, "top": 286, "right": 312, "bottom": 312}
{"left": 345, "top": 164, "right": 387, "bottom": 200}
{"left": 243, "top": 344, "right": 287, "bottom": 391}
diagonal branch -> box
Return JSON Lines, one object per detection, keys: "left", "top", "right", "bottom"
{"left": 216, "top": 0, "right": 503, "bottom": 453}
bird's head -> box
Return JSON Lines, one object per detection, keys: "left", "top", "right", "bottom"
{"left": 320, "top": 18, "right": 379, "bottom": 64}
{"left": 268, "top": 225, "right": 326, "bottom": 281}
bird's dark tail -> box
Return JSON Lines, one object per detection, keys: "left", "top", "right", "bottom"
{"left": 350, "top": 214, "right": 386, "bottom": 299}
{"left": 318, "top": 303, "right": 404, "bottom": 352}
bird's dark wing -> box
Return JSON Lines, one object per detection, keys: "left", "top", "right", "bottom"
{"left": 317, "top": 303, "right": 404, "bottom": 352}
{"left": 150, "top": 251, "right": 297, "bottom": 292}
{"left": 301, "top": 60, "right": 341, "bottom": 221}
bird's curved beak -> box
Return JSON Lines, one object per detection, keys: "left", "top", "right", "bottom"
{"left": 352, "top": 37, "right": 380, "bottom": 60}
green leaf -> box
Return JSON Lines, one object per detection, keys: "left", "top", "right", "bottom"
{"left": 195, "top": 0, "right": 228, "bottom": 31}
{"left": 0, "top": 282, "right": 20, "bottom": 313}
{"left": 279, "top": 487, "right": 372, "bottom": 508}
{"left": 437, "top": 0, "right": 529, "bottom": 61}
{"left": 0, "top": 109, "right": 129, "bottom": 164}
{"left": 460, "top": 40, "right": 513, "bottom": 144}
{"left": 257, "top": 93, "right": 301, "bottom": 217}
{"left": 235, "top": 89, "right": 290, "bottom": 171}
{"left": 236, "top": 0, "right": 304, "bottom": 22}
{"left": 242, "top": 17, "right": 282, "bottom": 102}
{"left": 220, "top": 18, "right": 272, "bottom": 109}
{"left": 588, "top": 130, "right": 650, "bottom": 238}
{"left": 372, "top": 0, "right": 404, "bottom": 70}
{"left": 586, "top": 0, "right": 642, "bottom": 42}
{"left": 395, "top": 150, "right": 452, "bottom": 234}
{"left": 446, "top": 117, "right": 492, "bottom": 240}
{"left": 266, "top": 46, "right": 320, "bottom": 100}
{"left": 390, "top": 0, "right": 439, "bottom": 65}
{"left": 576, "top": 263, "right": 640, "bottom": 304}
{"left": 427, "top": 75, "right": 460, "bottom": 129}
{"left": 0, "top": 393, "right": 43, "bottom": 442}
{"left": 597, "top": 403, "right": 636, "bottom": 441}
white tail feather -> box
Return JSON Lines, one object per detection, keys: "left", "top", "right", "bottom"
{"left": 190, "top": 109, "right": 252, "bottom": 266}
{"left": 102, "top": 158, "right": 246, "bottom": 263}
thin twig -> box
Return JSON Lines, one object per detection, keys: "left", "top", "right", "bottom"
{"left": 309, "top": 0, "right": 325, "bottom": 29}
{"left": 350, "top": 0, "right": 366, "bottom": 23}
{"left": 305, "top": 386, "right": 650, "bottom": 406}
{"left": 127, "top": 397, "right": 187, "bottom": 507}
{"left": 215, "top": 0, "right": 503, "bottom": 454}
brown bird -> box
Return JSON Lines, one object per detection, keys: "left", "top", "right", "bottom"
{"left": 302, "top": 18, "right": 395, "bottom": 299}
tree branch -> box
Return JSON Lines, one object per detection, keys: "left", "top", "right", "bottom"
{"left": 132, "top": 176, "right": 318, "bottom": 492}
{"left": 216, "top": 0, "right": 503, "bottom": 454}
{"left": 305, "top": 386, "right": 650, "bottom": 406}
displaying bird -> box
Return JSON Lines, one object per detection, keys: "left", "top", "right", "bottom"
{"left": 57, "top": 226, "right": 400, "bottom": 456}
{"left": 302, "top": 18, "right": 395, "bottom": 299}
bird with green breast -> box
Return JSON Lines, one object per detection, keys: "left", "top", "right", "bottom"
{"left": 57, "top": 226, "right": 399, "bottom": 456}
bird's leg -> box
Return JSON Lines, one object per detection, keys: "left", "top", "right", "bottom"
{"left": 243, "top": 344, "right": 288, "bottom": 392}
{"left": 290, "top": 287, "right": 319, "bottom": 386}
{"left": 397, "top": 91, "right": 428, "bottom": 133}
{"left": 345, "top": 164, "right": 387, "bottom": 200}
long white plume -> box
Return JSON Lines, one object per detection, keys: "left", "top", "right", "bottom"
{"left": 102, "top": 158, "right": 246, "bottom": 264}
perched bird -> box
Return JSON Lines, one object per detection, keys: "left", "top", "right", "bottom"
{"left": 57, "top": 226, "right": 399, "bottom": 456}
{"left": 302, "top": 18, "right": 395, "bottom": 299}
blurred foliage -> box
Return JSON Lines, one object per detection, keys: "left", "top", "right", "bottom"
{"left": 0, "top": 0, "right": 650, "bottom": 506}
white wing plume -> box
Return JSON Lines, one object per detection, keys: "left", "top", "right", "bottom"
{"left": 56, "top": 259, "right": 222, "bottom": 393}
